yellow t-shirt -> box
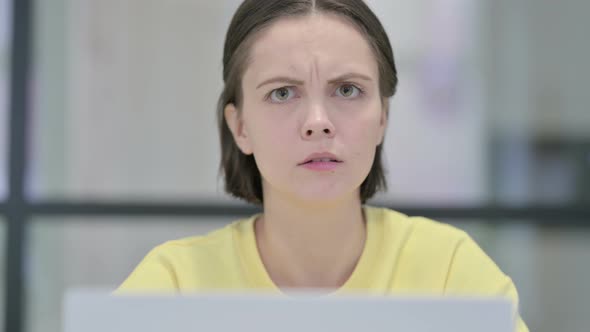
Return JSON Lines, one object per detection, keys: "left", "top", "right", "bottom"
{"left": 117, "top": 206, "right": 528, "bottom": 332}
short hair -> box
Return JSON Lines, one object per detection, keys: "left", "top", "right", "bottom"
{"left": 217, "top": 0, "right": 398, "bottom": 204}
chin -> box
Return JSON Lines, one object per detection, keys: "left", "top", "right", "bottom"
{"left": 262, "top": 175, "right": 363, "bottom": 205}
{"left": 289, "top": 187, "right": 360, "bottom": 206}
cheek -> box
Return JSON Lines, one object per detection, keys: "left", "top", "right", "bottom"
{"left": 245, "top": 115, "right": 297, "bottom": 188}
{"left": 350, "top": 130, "right": 378, "bottom": 163}
{"left": 245, "top": 112, "right": 293, "bottom": 156}
{"left": 340, "top": 106, "right": 383, "bottom": 146}
{"left": 339, "top": 111, "right": 382, "bottom": 168}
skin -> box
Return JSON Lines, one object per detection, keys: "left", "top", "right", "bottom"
{"left": 224, "top": 13, "right": 388, "bottom": 290}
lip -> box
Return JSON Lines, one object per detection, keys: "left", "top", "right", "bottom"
{"left": 298, "top": 152, "right": 343, "bottom": 165}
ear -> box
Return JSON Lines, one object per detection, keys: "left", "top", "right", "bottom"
{"left": 224, "top": 103, "right": 253, "bottom": 155}
{"left": 377, "top": 97, "right": 389, "bottom": 145}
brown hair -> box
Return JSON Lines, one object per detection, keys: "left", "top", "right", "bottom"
{"left": 217, "top": 0, "right": 398, "bottom": 204}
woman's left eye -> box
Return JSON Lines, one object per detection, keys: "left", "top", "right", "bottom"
{"left": 335, "top": 84, "right": 361, "bottom": 98}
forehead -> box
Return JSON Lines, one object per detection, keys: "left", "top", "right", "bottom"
{"left": 245, "top": 13, "right": 378, "bottom": 80}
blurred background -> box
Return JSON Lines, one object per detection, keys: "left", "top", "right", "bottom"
{"left": 1, "top": 0, "right": 589, "bottom": 331}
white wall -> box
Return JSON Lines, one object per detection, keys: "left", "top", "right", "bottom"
{"left": 369, "top": 0, "right": 488, "bottom": 206}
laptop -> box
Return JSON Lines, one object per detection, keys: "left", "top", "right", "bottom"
{"left": 63, "top": 289, "right": 515, "bottom": 332}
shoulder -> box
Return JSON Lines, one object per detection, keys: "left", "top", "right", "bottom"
{"left": 147, "top": 219, "right": 247, "bottom": 263}
{"left": 366, "top": 205, "right": 470, "bottom": 250}
{"left": 366, "top": 206, "right": 500, "bottom": 290}
{"left": 116, "top": 217, "right": 253, "bottom": 292}
{"left": 384, "top": 207, "right": 527, "bottom": 331}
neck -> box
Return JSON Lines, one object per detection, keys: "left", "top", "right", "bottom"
{"left": 255, "top": 190, "right": 366, "bottom": 291}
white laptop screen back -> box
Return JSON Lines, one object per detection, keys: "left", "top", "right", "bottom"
{"left": 64, "top": 290, "right": 515, "bottom": 332}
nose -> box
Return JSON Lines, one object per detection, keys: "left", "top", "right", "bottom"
{"left": 300, "top": 101, "right": 336, "bottom": 140}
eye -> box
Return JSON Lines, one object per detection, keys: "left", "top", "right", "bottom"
{"left": 269, "top": 87, "right": 295, "bottom": 103}
{"left": 335, "top": 84, "right": 362, "bottom": 98}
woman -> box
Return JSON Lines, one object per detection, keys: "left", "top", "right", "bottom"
{"left": 118, "top": 1, "right": 528, "bottom": 331}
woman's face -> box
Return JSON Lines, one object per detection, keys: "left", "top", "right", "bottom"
{"left": 226, "top": 13, "right": 387, "bottom": 205}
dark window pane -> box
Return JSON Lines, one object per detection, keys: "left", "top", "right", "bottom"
{"left": 0, "top": 0, "right": 10, "bottom": 200}
{"left": 0, "top": 219, "right": 5, "bottom": 329}
{"left": 486, "top": 0, "right": 590, "bottom": 206}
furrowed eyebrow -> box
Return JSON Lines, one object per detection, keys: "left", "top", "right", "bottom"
{"left": 255, "top": 72, "right": 373, "bottom": 90}
{"left": 256, "top": 77, "right": 304, "bottom": 89}
{"left": 327, "top": 72, "right": 373, "bottom": 84}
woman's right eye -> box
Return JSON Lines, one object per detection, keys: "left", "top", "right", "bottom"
{"left": 269, "top": 87, "right": 295, "bottom": 103}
